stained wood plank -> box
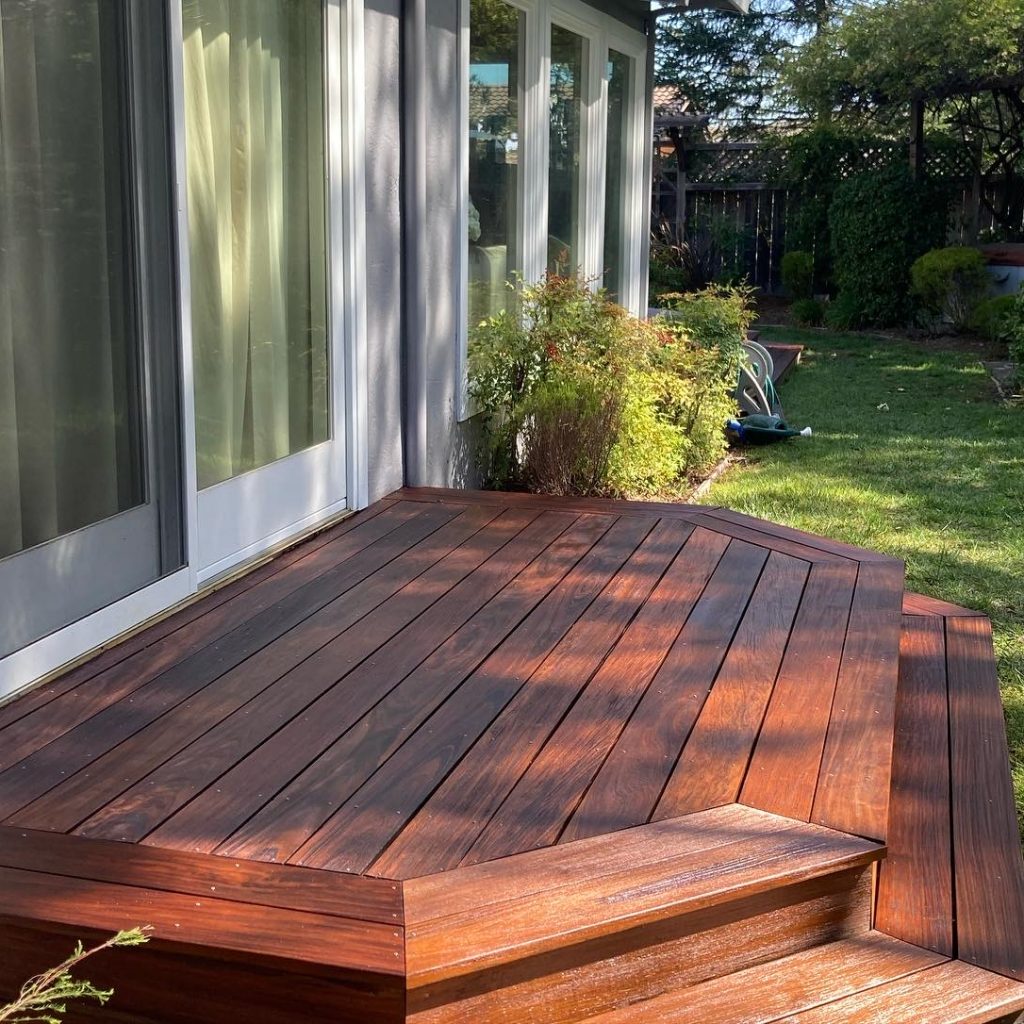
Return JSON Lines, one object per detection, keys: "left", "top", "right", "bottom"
{"left": 208, "top": 514, "right": 626, "bottom": 864}
{"left": 405, "top": 820, "right": 882, "bottom": 986}
{"left": 290, "top": 516, "right": 654, "bottom": 874}
{"left": 775, "top": 960, "right": 1024, "bottom": 1023}
{"left": 654, "top": 551, "right": 809, "bottom": 818}
{"left": 874, "top": 614, "right": 954, "bottom": 956}
{"left": 902, "top": 590, "right": 987, "bottom": 618}
{"left": 0, "top": 826, "right": 402, "bottom": 924}
{"left": 370, "top": 518, "right": 694, "bottom": 878}
{"left": 11, "top": 505, "right": 504, "bottom": 834}
{"left": 393, "top": 486, "right": 718, "bottom": 518}
{"left": 948, "top": 615, "right": 1024, "bottom": 982}
{"left": 458, "top": 526, "right": 730, "bottom": 867}
{"left": 701, "top": 508, "right": 899, "bottom": 564}
{"left": 111, "top": 509, "right": 580, "bottom": 849}
{"left": 0, "top": 503, "right": 463, "bottom": 820}
{"left": 580, "top": 934, "right": 945, "bottom": 1024}
{"left": 408, "top": 871, "right": 874, "bottom": 1024}
{"left": 562, "top": 539, "right": 771, "bottom": 843}
{"left": 687, "top": 512, "right": 850, "bottom": 564}
{"left": 813, "top": 559, "right": 905, "bottom": 839}
{"left": 0, "top": 499, "right": 414, "bottom": 763}
{"left": 404, "top": 804, "right": 780, "bottom": 922}
{"left": 1, "top": 921, "right": 406, "bottom": 1024}
{"left": 741, "top": 561, "right": 857, "bottom": 821}
{"left": 0, "top": 499, "right": 396, "bottom": 732}
{"left": 0, "top": 864, "right": 405, "bottom": 977}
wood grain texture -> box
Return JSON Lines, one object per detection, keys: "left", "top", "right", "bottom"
{"left": 291, "top": 516, "right": 651, "bottom": 873}
{"left": 562, "top": 539, "right": 770, "bottom": 842}
{"left": 0, "top": 826, "right": 401, "bottom": 923}
{"left": 405, "top": 813, "right": 882, "bottom": 986}
{"left": 0, "top": 920, "right": 405, "bottom": 1024}
{"left": 461, "top": 525, "right": 730, "bottom": 865}
{"left": 902, "top": 591, "right": 987, "bottom": 618}
{"left": 0, "top": 503, "right": 461, "bottom": 822}
{"left": 813, "top": 559, "right": 905, "bottom": 840}
{"left": 371, "top": 518, "right": 694, "bottom": 878}
{"left": 948, "top": 615, "right": 1024, "bottom": 982}
{"left": 774, "top": 960, "right": 1024, "bottom": 1024}
{"left": 579, "top": 932, "right": 945, "bottom": 1024}
{"left": 0, "top": 864, "right": 404, "bottom": 976}
{"left": 409, "top": 870, "right": 874, "bottom": 1024}
{"left": 655, "top": 551, "right": 809, "bottom": 818}
{"left": 874, "top": 614, "right": 954, "bottom": 956}
{"left": 741, "top": 561, "right": 857, "bottom": 821}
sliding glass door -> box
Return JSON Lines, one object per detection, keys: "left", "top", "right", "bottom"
{"left": 181, "top": 0, "right": 347, "bottom": 581}
{"left": 0, "top": 0, "right": 182, "bottom": 658}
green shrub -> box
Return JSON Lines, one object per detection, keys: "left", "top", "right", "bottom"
{"left": 971, "top": 293, "right": 1018, "bottom": 340}
{"left": 823, "top": 291, "right": 862, "bottom": 332}
{"left": 791, "top": 297, "right": 825, "bottom": 327}
{"left": 781, "top": 251, "right": 815, "bottom": 300}
{"left": 468, "top": 277, "right": 751, "bottom": 497}
{"left": 998, "top": 287, "right": 1024, "bottom": 381}
{"left": 911, "top": 246, "right": 990, "bottom": 332}
{"left": 829, "top": 164, "right": 950, "bottom": 328}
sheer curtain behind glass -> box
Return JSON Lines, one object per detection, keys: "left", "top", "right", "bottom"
{"left": 0, "top": 0, "right": 142, "bottom": 561}
{"left": 182, "top": 0, "right": 329, "bottom": 490}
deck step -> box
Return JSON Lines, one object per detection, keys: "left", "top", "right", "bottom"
{"left": 403, "top": 804, "right": 884, "bottom": 1023}
{"left": 581, "top": 935, "right": 1024, "bottom": 1024}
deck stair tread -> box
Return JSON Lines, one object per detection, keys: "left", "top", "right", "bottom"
{"left": 579, "top": 935, "right": 1024, "bottom": 1023}
{"left": 403, "top": 804, "right": 884, "bottom": 986}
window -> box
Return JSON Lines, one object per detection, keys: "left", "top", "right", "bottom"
{"left": 459, "top": 0, "right": 647, "bottom": 416}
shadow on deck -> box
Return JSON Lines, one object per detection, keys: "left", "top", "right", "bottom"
{"left": 0, "top": 488, "right": 1021, "bottom": 1023}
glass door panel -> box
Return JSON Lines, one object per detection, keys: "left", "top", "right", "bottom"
{"left": 0, "top": 0, "right": 181, "bottom": 658}
{"left": 603, "top": 48, "right": 633, "bottom": 303}
{"left": 548, "top": 25, "right": 585, "bottom": 276}
{"left": 467, "top": 0, "right": 524, "bottom": 329}
{"left": 183, "top": 0, "right": 346, "bottom": 581}
{"left": 183, "top": 0, "right": 330, "bottom": 491}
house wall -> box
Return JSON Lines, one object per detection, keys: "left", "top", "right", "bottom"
{"left": 364, "top": 0, "right": 407, "bottom": 500}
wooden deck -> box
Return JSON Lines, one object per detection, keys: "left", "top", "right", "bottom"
{"left": 1, "top": 488, "right": 1022, "bottom": 1023}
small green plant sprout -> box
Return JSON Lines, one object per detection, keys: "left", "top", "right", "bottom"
{"left": 0, "top": 926, "right": 151, "bottom": 1024}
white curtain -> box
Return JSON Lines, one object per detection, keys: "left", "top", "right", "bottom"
{"left": 0, "top": 0, "right": 135, "bottom": 560}
{"left": 182, "top": 0, "right": 329, "bottom": 490}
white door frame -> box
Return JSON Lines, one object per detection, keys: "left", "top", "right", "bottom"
{"left": 0, "top": 0, "right": 369, "bottom": 704}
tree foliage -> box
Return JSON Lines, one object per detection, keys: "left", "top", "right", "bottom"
{"left": 656, "top": 0, "right": 852, "bottom": 136}
{"left": 785, "top": 0, "right": 1024, "bottom": 238}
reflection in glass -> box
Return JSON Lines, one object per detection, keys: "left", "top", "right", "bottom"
{"left": 603, "top": 50, "right": 632, "bottom": 303}
{"left": 548, "top": 25, "right": 585, "bottom": 276}
{"left": 183, "top": 0, "right": 330, "bottom": 490}
{"left": 468, "top": 0, "right": 524, "bottom": 329}
{"left": 0, "top": 0, "right": 144, "bottom": 560}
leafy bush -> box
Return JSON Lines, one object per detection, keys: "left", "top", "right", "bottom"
{"left": 911, "top": 246, "right": 990, "bottom": 332}
{"left": 998, "top": 287, "right": 1024, "bottom": 380}
{"left": 829, "top": 164, "right": 950, "bottom": 328}
{"left": 781, "top": 251, "right": 815, "bottom": 300}
{"left": 468, "top": 277, "right": 751, "bottom": 496}
{"left": 791, "top": 297, "right": 825, "bottom": 327}
{"left": 971, "top": 293, "right": 1018, "bottom": 340}
{"left": 823, "top": 291, "right": 862, "bottom": 332}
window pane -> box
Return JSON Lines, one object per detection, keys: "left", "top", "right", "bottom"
{"left": 468, "top": 0, "right": 524, "bottom": 328}
{"left": 603, "top": 49, "right": 632, "bottom": 303}
{"left": 183, "top": 0, "right": 330, "bottom": 490}
{"left": 548, "top": 25, "right": 585, "bottom": 277}
{"left": 0, "top": 0, "right": 144, "bottom": 560}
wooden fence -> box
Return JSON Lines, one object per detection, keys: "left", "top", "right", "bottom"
{"left": 653, "top": 141, "right": 1015, "bottom": 294}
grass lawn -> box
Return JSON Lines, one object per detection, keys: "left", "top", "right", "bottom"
{"left": 707, "top": 326, "right": 1024, "bottom": 825}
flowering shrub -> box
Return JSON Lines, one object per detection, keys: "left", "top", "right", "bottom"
{"left": 468, "top": 276, "right": 751, "bottom": 497}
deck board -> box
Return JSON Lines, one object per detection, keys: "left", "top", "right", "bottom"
{"left": 3, "top": 487, "right": 1022, "bottom": 1023}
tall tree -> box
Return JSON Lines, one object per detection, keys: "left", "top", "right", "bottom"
{"left": 655, "top": 0, "right": 851, "bottom": 137}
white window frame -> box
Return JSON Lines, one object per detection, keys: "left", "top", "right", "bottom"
{"left": 457, "top": 0, "right": 648, "bottom": 420}
{"left": 0, "top": 0, "right": 369, "bottom": 704}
